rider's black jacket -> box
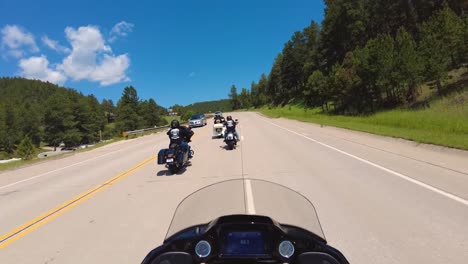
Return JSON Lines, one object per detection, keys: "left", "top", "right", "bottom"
{"left": 224, "top": 120, "right": 237, "bottom": 132}
{"left": 167, "top": 126, "right": 193, "bottom": 145}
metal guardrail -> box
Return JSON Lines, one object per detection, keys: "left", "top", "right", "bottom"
{"left": 122, "top": 125, "right": 169, "bottom": 138}
{"left": 122, "top": 120, "right": 190, "bottom": 138}
{"left": 123, "top": 116, "right": 214, "bottom": 138}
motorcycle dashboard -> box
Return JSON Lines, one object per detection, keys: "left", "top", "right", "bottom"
{"left": 185, "top": 218, "right": 325, "bottom": 262}
{"left": 145, "top": 215, "right": 347, "bottom": 264}
{"left": 218, "top": 227, "right": 271, "bottom": 258}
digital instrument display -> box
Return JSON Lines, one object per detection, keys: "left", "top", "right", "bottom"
{"left": 222, "top": 231, "right": 266, "bottom": 256}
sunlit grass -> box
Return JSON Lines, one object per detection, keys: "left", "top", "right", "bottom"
{"left": 259, "top": 89, "right": 468, "bottom": 150}
{"left": 163, "top": 115, "right": 180, "bottom": 124}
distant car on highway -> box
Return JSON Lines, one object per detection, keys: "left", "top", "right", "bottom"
{"left": 189, "top": 113, "right": 207, "bottom": 128}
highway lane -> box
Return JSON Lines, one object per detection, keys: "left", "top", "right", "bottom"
{"left": 0, "top": 123, "right": 242, "bottom": 263}
{"left": 240, "top": 112, "right": 468, "bottom": 264}
{"left": 1, "top": 112, "right": 467, "bottom": 263}
{"left": 0, "top": 135, "right": 165, "bottom": 238}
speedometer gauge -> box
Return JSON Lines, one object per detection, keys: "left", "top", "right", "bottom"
{"left": 278, "top": 240, "right": 295, "bottom": 258}
{"left": 195, "top": 240, "right": 211, "bottom": 258}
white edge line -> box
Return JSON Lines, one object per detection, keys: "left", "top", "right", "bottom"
{"left": 0, "top": 150, "right": 119, "bottom": 190}
{"left": 245, "top": 179, "right": 256, "bottom": 214}
{"left": 260, "top": 117, "right": 468, "bottom": 207}
{"left": 0, "top": 139, "right": 153, "bottom": 190}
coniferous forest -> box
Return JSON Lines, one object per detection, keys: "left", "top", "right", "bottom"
{"left": 0, "top": 79, "right": 167, "bottom": 157}
{"left": 229, "top": 1, "right": 467, "bottom": 114}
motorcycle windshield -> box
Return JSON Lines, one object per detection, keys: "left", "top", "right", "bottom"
{"left": 165, "top": 179, "right": 325, "bottom": 240}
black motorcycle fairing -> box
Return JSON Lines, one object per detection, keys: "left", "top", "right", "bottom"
{"left": 142, "top": 215, "right": 349, "bottom": 264}
{"left": 147, "top": 252, "right": 193, "bottom": 264}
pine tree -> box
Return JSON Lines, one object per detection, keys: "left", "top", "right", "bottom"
{"left": 304, "top": 70, "right": 328, "bottom": 110}
{"left": 0, "top": 104, "right": 6, "bottom": 151}
{"left": 267, "top": 54, "right": 283, "bottom": 105}
{"left": 17, "top": 136, "right": 35, "bottom": 160}
{"left": 418, "top": 5, "right": 462, "bottom": 94}
{"left": 44, "top": 92, "right": 79, "bottom": 149}
{"left": 393, "top": 27, "right": 423, "bottom": 103}
{"left": 115, "top": 86, "right": 142, "bottom": 132}
{"left": 228, "top": 85, "right": 240, "bottom": 110}
{"left": 140, "top": 98, "right": 162, "bottom": 127}
{"left": 18, "top": 103, "right": 42, "bottom": 147}
{"left": 239, "top": 88, "right": 251, "bottom": 109}
{"left": 3, "top": 105, "right": 19, "bottom": 153}
{"left": 102, "top": 99, "right": 116, "bottom": 123}
{"left": 319, "top": 0, "right": 369, "bottom": 69}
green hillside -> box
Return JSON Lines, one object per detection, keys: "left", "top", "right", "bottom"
{"left": 259, "top": 68, "right": 468, "bottom": 150}
{"left": 184, "top": 99, "right": 231, "bottom": 113}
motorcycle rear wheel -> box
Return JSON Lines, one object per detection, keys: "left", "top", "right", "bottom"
{"left": 168, "top": 164, "right": 178, "bottom": 174}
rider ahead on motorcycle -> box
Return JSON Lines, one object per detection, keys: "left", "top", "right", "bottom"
{"left": 213, "top": 112, "right": 225, "bottom": 124}
{"left": 167, "top": 120, "right": 194, "bottom": 158}
{"left": 224, "top": 116, "right": 239, "bottom": 141}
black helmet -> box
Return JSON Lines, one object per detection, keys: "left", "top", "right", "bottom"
{"left": 171, "top": 120, "right": 180, "bottom": 128}
{"left": 227, "top": 116, "right": 232, "bottom": 121}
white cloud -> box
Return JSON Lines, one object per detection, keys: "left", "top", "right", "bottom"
{"left": 58, "top": 25, "right": 130, "bottom": 86}
{"left": 91, "top": 54, "right": 130, "bottom": 85}
{"left": 1, "top": 25, "right": 39, "bottom": 58}
{"left": 42, "top": 36, "right": 70, "bottom": 53}
{"left": 19, "top": 55, "right": 67, "bottom": 84}
{"left": 65, "top": 25, "right": 111, "bottom": 54}
{"left": 109, "top": 21, "right": 134, "bottom": 42}
{"left": 3, "top": 24, "right": 130, "bottom": 86}
{"left": 8, "top": 49, "right": 24, "bottom": 58}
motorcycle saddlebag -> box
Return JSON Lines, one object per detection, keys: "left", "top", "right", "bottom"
{"left": 157, "top": 148, "right": 168, "bottom": 164}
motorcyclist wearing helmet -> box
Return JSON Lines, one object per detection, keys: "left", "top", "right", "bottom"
{"left": 213, "top": 112, "right": 225, "bottom": 124}
{"left": 167, "top": 120, "right": 194, "bottom": 158}
{"left": 224, "top": 115, "right": 239, "bottom": 142}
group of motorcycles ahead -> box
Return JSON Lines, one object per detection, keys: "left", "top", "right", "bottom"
{"left": 157, "top": 113, "right": 239, "bottom": 174}
{"left": 213, "top": 114, "right": 239, "bottom": 150}
{"left": 151, "top": 117, "right": 350, "bottom": 264}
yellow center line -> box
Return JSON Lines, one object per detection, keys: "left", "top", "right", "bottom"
{"left": 0, "top": 125, "right": 208, "bottom": 249}
{"left": 0, "top": 155, "right": 156, "bottom": 249}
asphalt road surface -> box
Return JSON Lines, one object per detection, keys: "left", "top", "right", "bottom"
{"left": 1, "top": 112, "right": 467, "bottom": 264}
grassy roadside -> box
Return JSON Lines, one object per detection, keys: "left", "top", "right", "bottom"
{"left": 0, "top": 122, "right": 181, "bottom": 172}
{"left": 258, "top": 88, "right": 468, "bottom": 150}
{"left": 163, "top": 115, "right": 180, "bottom": 124}
{"left": 0, "top": 137, "right": 126, "bottom": 172}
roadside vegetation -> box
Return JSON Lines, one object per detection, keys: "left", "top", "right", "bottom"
{"left": 0, "top": 80, "right": 167, "bottom": 167}
{"left": 0, "top": 137, "right": 126, "bottom": 171}
{"left": 1, "top": 1, "right": 467, "bottom": 169}
{"left": 169, "top": 99, "right": 231, "bottom": 121}
{"left": 163, "top": 115, "right": 180, "bottom": 124}
{"left": 259, "top": 86, "right": 468, "bottom": 150}
{"left": 226, "top": 2, "right": 467, "bottom": 149}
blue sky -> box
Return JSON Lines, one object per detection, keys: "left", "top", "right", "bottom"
{"left": 0, "top": 0, "right": 325, "bottom": 107}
